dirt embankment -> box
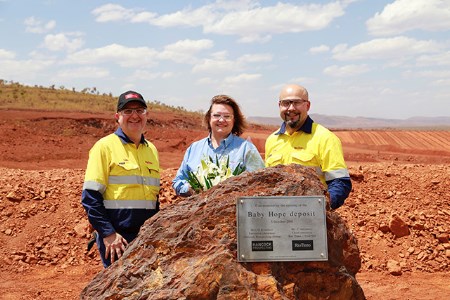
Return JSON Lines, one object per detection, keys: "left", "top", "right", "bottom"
{"left": 0, "top": 109, "right": 449, "bottom": 300}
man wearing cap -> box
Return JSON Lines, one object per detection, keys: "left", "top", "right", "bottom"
{"left": 81, "top": 90, "right": 160, "bottom": 267}
{"left": 265, "top": 84, "right": 351, "bottom": 209}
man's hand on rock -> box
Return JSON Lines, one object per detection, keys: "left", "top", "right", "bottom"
{"left": 104, "top": 232, "right": 128, "bottom": 264}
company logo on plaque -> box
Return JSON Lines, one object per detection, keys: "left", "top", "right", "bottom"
{"left": 292, "top": 240, "right": 314, "bottom": 251}
{"left": 251, "top": 241, "right": 274, "bottom": 251}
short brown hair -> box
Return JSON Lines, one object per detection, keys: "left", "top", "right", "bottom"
{"left": 204, "top": 95, "right": 247, "bottom": 136}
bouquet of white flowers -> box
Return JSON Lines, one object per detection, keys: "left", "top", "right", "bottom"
{"left": 185, "top": 155, "right": 246, "bottom": 193}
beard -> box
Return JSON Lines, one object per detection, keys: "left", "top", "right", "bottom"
{"left": 286, "top": 119, "right": 300, "bottom": 129}
{"left": 284, "top": 112, "right": 302, "bottom": 130}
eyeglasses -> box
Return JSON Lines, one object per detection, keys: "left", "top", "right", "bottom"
{"left": 279, "top": 100, "right": 308, "bottom": 108}
{"left": 211, "top": 113, "right": 233, "bottom": 121}
{"left": 120, "top": 108, "right": 147, "bottom": 115}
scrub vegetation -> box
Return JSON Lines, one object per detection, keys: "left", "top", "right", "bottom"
{"left": 0, "top": 79, "right": 202, "bottom": 117}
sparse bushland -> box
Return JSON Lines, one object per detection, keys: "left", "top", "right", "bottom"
{"left": 0, "top": 80, "right": 203, "bottom": 118}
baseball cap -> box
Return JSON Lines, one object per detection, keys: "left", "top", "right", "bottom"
{"left": 117, "top": 91, "right": 147, "bottom": 111}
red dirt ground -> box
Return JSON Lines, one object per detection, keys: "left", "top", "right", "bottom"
{"left": 0, "top": 109, "right": 449, "bottom": 300}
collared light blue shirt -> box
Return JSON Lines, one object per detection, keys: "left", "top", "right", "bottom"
{"left": 172, "top": 133, "right": 265, "bottom": 196}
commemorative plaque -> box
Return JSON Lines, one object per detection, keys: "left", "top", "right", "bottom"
{"left": 236, "top": 196, "right": 328, "bottom": 262}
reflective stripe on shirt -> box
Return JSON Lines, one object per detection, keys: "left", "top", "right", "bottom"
{"left": 108, "top": 175, "right": 160, "bottom": 187}
{"left": 103, "top": 199, "right": 157, "bottom": 209}
{"left": 83, "top": 180, "right": 106, "bottom": 194}
{"left": 324, "top": 168, "right": 350, "bottom": 181}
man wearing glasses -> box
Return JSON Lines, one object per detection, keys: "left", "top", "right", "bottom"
{"left": 81, "top": 91, "right": 160, "bottom": 267}
{"left": 265, "top": 84, "right": 351, "bottom": 210}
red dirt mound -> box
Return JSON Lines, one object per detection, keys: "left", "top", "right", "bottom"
{"left": 1, "top": 108, "right": 449, "bottom": 300}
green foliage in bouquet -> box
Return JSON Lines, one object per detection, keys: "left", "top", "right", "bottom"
{"left": 185, "top": 155, "right": 246, "bottom": 193}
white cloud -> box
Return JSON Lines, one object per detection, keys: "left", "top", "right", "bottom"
{"left": 289, "top": 77, "right": 317, "bottom": 85}
{"left": 223, "top": 73, "right": 261, "bottom": 85}
{"left": 210, "top": 51, "right": 228, "bottom": 60}
{"left": 332, "top": 36, "right": 442, "bottom": 61}
{"left": 192, "top": 57, "right": 238, "bottom": 73}
{"left": 91, "top": 4, "right": 142, "bottom": 22}
{"left": 238, "top": 53, "right": 272, "bottom": 64}
{"left": 310, "top": 45, "right": 330, "bottom": 54}
{"left": 379, "top": 87, "right": 395, "bottom": 96}
{"left": 55, "top": 67, "right": 110, "bottom": 79}
{"left": 129, "top": 70, "right": 175, "bottom": 80}
{"left": 91, "top": 2, "right": 347, "bottom": 43}
{"left": 28, "top": 50, "right": 57, "bottom": 60}
{"left": 0, "top": 49, "right": 16, "bottom": 59}
{"left": 237, "top": 34, "right": 272, "bottom": 44}
{"left": 192, "top": 52, "right": 271, "bottom": 73}
{"left": 403, "top": 69, "right": 450, "bottom": 79}
{"left": 204, "top": 2, "right": 346, "bottom": 40}
{"left": 158, "top": 39, "right": 214, "bottom": 63}
{"left": 431, "top": 78, "right": 450, "bottom": 86}
{"left": 0, "top": 59, "right": 53, "bottom": 81}
{"left": 24, "top": 17, "right": 56, "bottom": 34}
{"left": 43, "top": 33, "right": 84, "bottom": 52}
{"left": 416, "top": 51, "right": 450, "bottom": 67}
{"left": 211, "top": 0, "right": 257, "bottom": 11}
{"left": 92, "top": 3, "right": 212, "bottom": 27}
{"left": 196, "top": 77, "right": 216, "bottom": 85}
{"left": 323, "top": 64, "right": 370, "bottom": 77}
{"left": 367, "top": 0, "right": 450, "bottom": 36}
{"left": 147, "top": 6, "right": 216, "bottom": 27}
{"left": 160, "top": 72, "right": 175, "bottom": 79}
{"left": 66, "top": 44, "right": 159, "bottom": 68}
{"left": 92, "top": 1, "right": 256, "bottom": 28}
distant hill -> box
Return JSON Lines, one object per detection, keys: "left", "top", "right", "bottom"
{"left": 1, "top": 81, "right": 448, "bottom": 130}
{"left": 248, "top": 114, "right": 450, "bottom": 129}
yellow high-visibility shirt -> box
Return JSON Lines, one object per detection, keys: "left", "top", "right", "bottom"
{"left": 83, "top": 133, "right": 160, "bottom": 209}
{"left": 265, "top": 121, "right": 349, "bottom": 186}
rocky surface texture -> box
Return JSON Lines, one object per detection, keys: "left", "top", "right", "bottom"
{"left": 343, "top": 163, "right": 449, "bottom": 275}
{"left": 1, "top": 109, "right": 449, "bottom": 299}
{"left": 81, "top": 164, "right": 365, "bottom": 300}
{"left": 2, "top": 164, "right": 447, "bottom": 278}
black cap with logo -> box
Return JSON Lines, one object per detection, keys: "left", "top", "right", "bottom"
{"left": 117, "top": 91, "right": 147, "bottom": 111}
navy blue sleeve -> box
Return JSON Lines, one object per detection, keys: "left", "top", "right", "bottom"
{"left": 326, "top": 177, "right": 352, "bottom": 209}
{"left": 81, "top": 189, "right": 116, "bottom": 238}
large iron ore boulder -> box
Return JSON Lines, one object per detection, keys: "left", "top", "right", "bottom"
{"left": 81, "top": 164, "right": 365, "bottom": 299}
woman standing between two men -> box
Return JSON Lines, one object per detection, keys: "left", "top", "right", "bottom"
{"left": 173, "top": 84, "right": 351, "bottom": 210}
{"left": 172, "top": 94, "right": 265, "bottom": 197}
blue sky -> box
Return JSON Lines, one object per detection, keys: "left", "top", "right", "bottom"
{"left": 1, "top": 0, "right": 449, "bottom": 119}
